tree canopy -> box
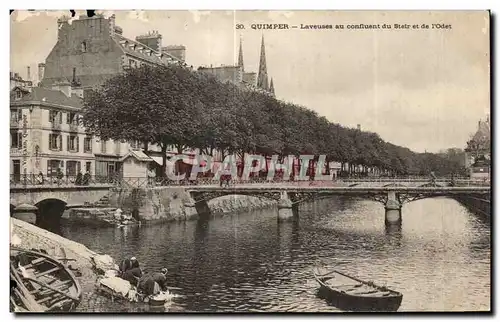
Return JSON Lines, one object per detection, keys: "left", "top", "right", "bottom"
{"left": 82, "top": 64, "right": 465, "bottom": 177}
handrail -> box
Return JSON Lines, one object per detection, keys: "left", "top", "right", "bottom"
{"left": 10, "top": 174, "right": 490, "bottom": 189}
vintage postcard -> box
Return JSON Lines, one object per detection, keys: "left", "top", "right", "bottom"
{"left": 9, "top": 10, "right": 490, "bottom": 313}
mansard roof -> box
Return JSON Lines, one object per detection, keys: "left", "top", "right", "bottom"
{"left": 10, "top": 87, "right": 83, "bottom": 108}
{"left": 113, "top": 34, "right": 181, "bottom": 65}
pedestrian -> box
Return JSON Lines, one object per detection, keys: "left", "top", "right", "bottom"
{"left": 148, "top": 167, "right": 156, "bottom": 186}
{"left": 82, "top": 171, "right": 91, "bottom": 185}
{"left": 75, "top": 172, "right": 83, "bottom": 185}
{"left": 56, "top": 167, "right": 64, "bottom": 185}
{"left": 36, "top": 171, "right": 44, "bottom": 185}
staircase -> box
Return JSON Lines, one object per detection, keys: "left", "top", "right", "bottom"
{"left": 93, "top": 195, "right": 111, "bottom": 208}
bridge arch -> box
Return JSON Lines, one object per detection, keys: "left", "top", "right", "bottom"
{"left": 192, "top": 191, "right": 281, "bottom": 205}
{"left": 418, "top": 182, "right": 445, "bottom": 188}
{"left": 34, "top": 198, "right": 68, "bottom": 227}
{"left": 383, "top": 183, "right": 407, "bottom": 188}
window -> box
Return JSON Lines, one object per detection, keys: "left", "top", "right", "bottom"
{"left": 68, "top": 112, "right": 79, "bottom": 125}
{"left": 49, "top": 110, "right": 62, "bottom": 124}
{"left": 10, "top": 110, "right": 21, "bottom": 122}
{"left": 81, "top": 41, "right": 87, "bottom": 52}
{"left": 68, "top": 135, "right": 79, "bottom": 152}
{"left": 66, "top": 161, "right": 80, "bottom": 176}
{"left": 47, "top": 160, "right": 63, "bottom": 177}
{"left": 11, "top": 131, "right": 22, "bottom": 149}
{"left": 84, "top": 136, "right": 92, "bottom": 153}
{"left": 101, "top": 141, "right": 107, "bottom": 154}
{"left": 86, "top": 162, "right": 92, "bottom": 173}
{"left": 49, "top": 133, "right": 62, "bottom": 150}
{"left": 16, "top": 90, "right": 22, "bottom": 99}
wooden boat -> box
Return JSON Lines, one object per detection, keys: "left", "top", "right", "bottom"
{"left": 313, "top": 266, "right": 403, "bottom": 312}
{"left": 10, "top": 247, "right": 82, "bottom": 312}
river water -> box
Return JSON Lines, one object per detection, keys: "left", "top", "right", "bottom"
{"left": 57, "top": 196, "right": 490, "bottom": 312}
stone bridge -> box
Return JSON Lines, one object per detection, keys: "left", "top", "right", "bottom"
{"left": 10, "top": 185, "right": 113, "bottom": 223}
{"left": 10, "top": 179, "right": 490, "bottom": 227}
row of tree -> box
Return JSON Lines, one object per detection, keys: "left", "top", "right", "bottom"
{"left": 82, "top": 64, "right": 466, "bottom": 177}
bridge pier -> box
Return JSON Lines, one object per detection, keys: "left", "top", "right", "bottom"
{"left": 193, "top": 200, "right": 211, "bottom": 219}
{"left": 385, "top": 191, "right": 402, "bottom": 226}
{"left": 277, "top": 191, "right": 294, "bottom": 221}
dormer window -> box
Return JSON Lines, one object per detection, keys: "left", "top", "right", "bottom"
{"left": 81, "top": 41, "right": 87, "bottom": 52}
{"left": 15, "top": 90, "right": 22, "bottom": 100}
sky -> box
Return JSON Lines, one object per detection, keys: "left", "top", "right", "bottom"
{"left": 10, "top": 10, "right": 490, "bottom": 153}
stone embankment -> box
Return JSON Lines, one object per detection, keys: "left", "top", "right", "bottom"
{"left": 10, "top": 218, "right": 117, "bottom": 312}
{"left": 66, "top": 187, "right": 277, "bottom": 224}
{"left": 208, "top": 195, "right": 277, "bottom": 215}
{"left": 454, "top": 195, "right": 491, "bottom": 217}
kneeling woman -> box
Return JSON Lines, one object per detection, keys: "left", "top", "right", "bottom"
{"left": 138, "top": 268, "right": 168, "bottom": 296}
{"left": 121, "top": 257, "right": 143, "bottom": 287}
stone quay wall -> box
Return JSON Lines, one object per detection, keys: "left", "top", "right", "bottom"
{"left": 105, "top": 187, "right": 276, "bottom": 223}
{"left": 454, "top": 194, "right": 491, "bottom": 218}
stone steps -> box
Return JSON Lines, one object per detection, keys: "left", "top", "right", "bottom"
{"left": 93, "top": 195, "right": 110, "bottom": 208}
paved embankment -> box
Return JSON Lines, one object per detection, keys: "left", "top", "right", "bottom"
{"left": 10, "top": 218, "right": 117, "bottom": 312}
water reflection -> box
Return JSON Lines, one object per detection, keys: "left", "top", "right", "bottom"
{"left": 53, "top": 195, "right": 490, "bottom": 312}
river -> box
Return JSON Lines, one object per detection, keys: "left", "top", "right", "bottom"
{"left": 56, "top": 196, "right": 490, "bottom": 312}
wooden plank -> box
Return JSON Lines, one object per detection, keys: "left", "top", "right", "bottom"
{"left": 31, "top": 280, "right": 72, "bottom": 295}
{"left": 25, "top": 277, "right": 80, "bottom": 302}
{"left": 10, "top": 264, "right": 46, "bottom": 312}
{"left": 38, "top": 293, "right": 64, "bottom": 304}
{"left": 35, "top": 266, "right": 60, "bottom": 278}
{"left": 23, "top": 258, "right": 46, "bottom": 269}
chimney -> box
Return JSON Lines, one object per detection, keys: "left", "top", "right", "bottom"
{"left": 357, "top": 124, "right": 361, "bottom": 131}
{"left": 52, "top": 81, "right": 72, "bottom": 97}
{"left": 27, "top": 66, "right": 31, "bottom": 81}
{"left": 38, "top": 63, "right": 45, "bottom": 83}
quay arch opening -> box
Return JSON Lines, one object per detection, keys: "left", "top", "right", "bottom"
{"left": 35, "top": 198, "right": 67, "bottom": 233}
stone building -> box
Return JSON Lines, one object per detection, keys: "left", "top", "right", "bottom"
{"left": 197, "top": 36, "right": 275, "bottom": 96}
{"left": 10, "top": 70, "right": 33, "bottom": 91}
{"left": 24, "top": 15, "right": 193, "bottom": 180}
{"left": 10, "top": 82, "right": 97, "bottom": 180}
{"left": 9, "top": 81, "right": 161, "bottom": 181}
{"left": 465, "top": 115, "right": 490, "bottom": 180}
{"left": 40, "top": 14, "right": 185, "bottom": 92}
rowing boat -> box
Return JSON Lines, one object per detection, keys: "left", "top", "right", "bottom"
{"left": 10, "top": 247, "right": 82, "bottom": 312}
{"left": 313, "top": 266, "right": 403, "bottom": 312}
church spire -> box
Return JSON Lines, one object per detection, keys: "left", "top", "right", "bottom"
{"left": 257, "top": 35, "right": 268, "bottom": 90}
{"left": 238, "top": 36, "right": 244, "bottom": 72}
{"left": 269, "top": 78, "right": 275, "bottom": 95}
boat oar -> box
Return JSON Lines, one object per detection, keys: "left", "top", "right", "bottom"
{"left": 24, "top": 277, "right": 80, "bottom": 302}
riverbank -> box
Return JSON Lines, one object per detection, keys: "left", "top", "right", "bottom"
{"left": 454, "top": 195, "right": 491, "bottom": 218}
{"left": 10, "top": 218, "right": 118, "bottom": 312}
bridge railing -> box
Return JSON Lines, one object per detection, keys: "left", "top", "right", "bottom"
{"left": 10, "top": 174, "right": 117, "bottom": 188}
{"left": 10, "top": 174, "right": 490, "bottom": 189}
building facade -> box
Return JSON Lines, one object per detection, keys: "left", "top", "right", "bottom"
{"left": 197, "top": 36, "right": 275, "bottom": 96}
{"left": 464, "top": 115, "right": 490, "bottom": 179}
{"left": 40, "top": 14, "right": 185, "bottom": 91}
{"left": 10, "top": 71, "right": 33, "bottom": 91}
